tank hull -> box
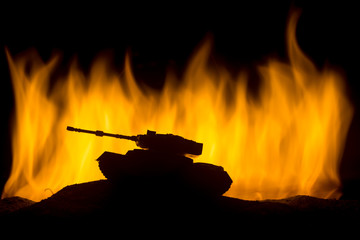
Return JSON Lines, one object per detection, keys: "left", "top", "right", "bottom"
{"left": 97, "top": 150, "right": 232, "bottom": 196}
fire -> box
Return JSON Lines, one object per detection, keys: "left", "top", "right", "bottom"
{"left": 2, "top": 13, "right": 353, "bottom": 201}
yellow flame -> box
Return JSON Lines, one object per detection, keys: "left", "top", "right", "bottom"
{"left": 2, "top": 13, "right": 353, "bottom": 201}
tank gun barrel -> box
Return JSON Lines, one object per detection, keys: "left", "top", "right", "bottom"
{"left": 66, "top": 126, "right": 137, "bottom": 141}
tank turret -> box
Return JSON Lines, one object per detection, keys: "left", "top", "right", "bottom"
{"left": 67, "top": 127, "right": 203, "bottom": 156}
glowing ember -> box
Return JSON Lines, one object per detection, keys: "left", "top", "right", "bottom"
{"left": 2, "top": 13, "right": 353, "bottom": 201}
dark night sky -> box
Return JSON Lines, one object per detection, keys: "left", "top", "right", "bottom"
{"left": 1, "top": 1, "right": 359, "bottom": 198}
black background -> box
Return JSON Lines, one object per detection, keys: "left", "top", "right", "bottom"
{"left": 1, "top": 1, "right": 359, "bottom": 198}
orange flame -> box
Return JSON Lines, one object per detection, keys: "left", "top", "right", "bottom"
{"left": 2, "top": 13, "right": 353, "bottom": 201}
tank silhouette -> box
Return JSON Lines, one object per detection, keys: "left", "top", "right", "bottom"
{"left": 67, "top": 126, "right": 232, "bottom": 196}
